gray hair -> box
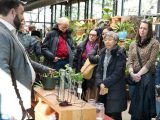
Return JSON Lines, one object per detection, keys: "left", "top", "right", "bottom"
{"left": 57, "top": 17, "right": 69, "bottom": 25}
{"left": 104, "top": 31, "right": 119, "bottom": 41}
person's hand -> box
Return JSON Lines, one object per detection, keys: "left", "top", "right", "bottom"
{"left": 100, "top": 83, "right": 105, "bottom": 89}
{"left": 100, "top": 88, "right": 108, "bottom": 95}
{"left": 53, "top": 57, "right": 60, "bottom": 62}
{"left": 48, "top": 68, "right": 55, "bottom": 74}
{"left": 130, "top": 72, "right": 141, "bottom": 82}
{"left": 99, "top": 83, "right": 108, "bottom": 95}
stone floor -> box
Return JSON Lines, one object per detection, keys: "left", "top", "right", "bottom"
{"left": 122, "top": 101, "right": 131, "bottom": 120}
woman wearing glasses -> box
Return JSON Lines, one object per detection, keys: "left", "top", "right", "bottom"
{"left": 127, "top": 19, "right": 159, "bottom": 120}
{"left": 73, "top": 29, "right": 100, "bottom": 100}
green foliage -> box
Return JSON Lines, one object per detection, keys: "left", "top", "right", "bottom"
{"left": 70, "top": 19, "right": 95, "bottom": 45}
{"left": 65, "top": 64, "right": 83, "bottom": 84}
{"left": 42, "top": 70, "right": 59, "bottom": 78}
{"left": 115, "top": 21, "right": 135, "bottom": 34}
{"left": 72, "top": 72, "right": 83, "bottom": 84}
{"left": 123, "top": 39, "right": 135, "bottom": 51}
{"left": 33, "top": 81, "right": 43, "bottom": 87}
{"left": 102, "top": 7, "right": 113, "bottom": 20}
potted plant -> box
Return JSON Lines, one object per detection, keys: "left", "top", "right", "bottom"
{"left": 115, "top": 21, "right": 135, "bottom": 40}
{"left": 41, "top": 71, "right": 60, "bottom": 90}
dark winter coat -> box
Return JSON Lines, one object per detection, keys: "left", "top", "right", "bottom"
{"left": 41, "top": 25, "right": 75, "bottom": 67}
{"left": 18, "top": 32, "right": 41, "bottom": 56}
{"left": 96, "top": 45, "right": 127, "bottom": 113}
{"left": 73, "top": 37, "right": 88, "bottom": 72}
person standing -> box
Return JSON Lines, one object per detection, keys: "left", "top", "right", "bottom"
{"left": 96, "top": 31, "right": 127, "bottom": 120}
{"left": 73, "top": 29, "right": 100, "bottom": 100}
{"left": 127, "top": 19, "right": 159, "bottom": 120}
{"left": 85, "top": 27, "right": 113, "bottom": 100}
{"left": 42, "top": 17, "right": 75, "bottom": 70}
{"left": 155, "top": 56, "right": 160, "bottom": 118}
{"left": 0, "top": 0, "right": 35, "bottom": 119}
{"left": 0, "top": 1, "right": 55, "bottom": 119}
{"left": 18, "top": 20, "right": 42, "bottom": 61}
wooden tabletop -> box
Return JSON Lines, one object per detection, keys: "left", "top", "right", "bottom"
{"left": 34, "top": 87, "right": 96, "bottom": 120}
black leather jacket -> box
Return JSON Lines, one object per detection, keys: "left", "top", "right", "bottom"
{"left": 41, "top": 25, "right": 75, "bottom": 67}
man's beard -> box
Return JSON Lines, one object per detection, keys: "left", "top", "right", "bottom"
{"left": 13, "top": 14, "right": 21, "bottom": 30}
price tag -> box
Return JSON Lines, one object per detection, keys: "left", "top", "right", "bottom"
{"left": 77, "top": 88, "right": 82, "bottom": 93}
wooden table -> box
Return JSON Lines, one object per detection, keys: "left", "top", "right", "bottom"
{"left": 34, "top": 87, "right": 96, "bottom": 120}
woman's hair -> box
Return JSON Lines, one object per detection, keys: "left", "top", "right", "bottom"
{"left": 136, "top": 19, "right": 153, "bottom": 47}
{"left": 104, "top": 31, "right": 119, "bottom": 41}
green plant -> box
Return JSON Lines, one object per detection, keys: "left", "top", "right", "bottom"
{"left": 102, "top": 7, "right": 113, "bottom": 20}
{"left": 115, "top": 21, "right": 135, "bottom": 34}
{"left": 64, "top": 64, "right": 83, "bottom": 84}
{"left": 42, "top": 70, "right": 59, "bottom": 78}
{"left": 127, "top": 15, "right": 143, "bottom": 33}
{"left": 124, "top": 39, "right": 135, "bottom": 51}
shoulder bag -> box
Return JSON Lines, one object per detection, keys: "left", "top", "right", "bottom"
{"left": 80, "top": 58, "right": 97, "bottom": 80}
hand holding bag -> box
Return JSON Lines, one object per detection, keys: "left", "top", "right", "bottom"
{"left": 81, "top": 58, "right": 97, "bottom": 80}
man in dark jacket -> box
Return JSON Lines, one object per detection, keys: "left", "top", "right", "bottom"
{"left": 42, "top": 17, "right": 75, "bottom": 70}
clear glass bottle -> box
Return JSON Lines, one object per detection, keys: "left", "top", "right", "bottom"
{"left": 96, "top": 103, "right": 104, "bottom": 120}
{"left": 58, "top": 69, "right": 66, "bottom": 102}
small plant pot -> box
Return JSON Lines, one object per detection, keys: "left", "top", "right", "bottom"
{"left": 41, "top": 77, "right": 59, "bottom": 90}
{"left": 118, "top": 31, "right": 127, "bottom": 40}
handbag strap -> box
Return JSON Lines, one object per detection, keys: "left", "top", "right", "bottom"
{"left": 12, "top": 79, "right": 30, "bottom": 120}
{"left": 136, "top": 45, "right": 143, "bottom": 68}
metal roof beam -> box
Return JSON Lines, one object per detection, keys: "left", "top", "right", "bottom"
{"left": 24, "top": 0, "right": 68, "bottom": 11}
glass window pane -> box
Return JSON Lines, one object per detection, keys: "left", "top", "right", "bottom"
{"left": 117, "top": 0, "right": 122, "bottom": 16}
{"left": 92, "top": 0, "right": 102, "bottom": 19}
{"left": 45, "top": 6, "right": 51, "bottom": 23}
{"left": 61, "top": 5, "right": 65, "bottom": 17}
{"left": 39, "top": 7, "right": 44, "bottom": 22}
{"left": 141, "top": 0, "right": 158, "bottom": 15}
{"left": 24, "top": 9, "right": 39, "bottom": 22}
{"left": 123, "top": 0, "right": 139, "bottom": 15}
{"left": 56, "top": 5, "right": 61, "bottom": 20}
{"left": 79, "top": 2, "right": 85, "bottom": 20}
{"left": 71, "top": 3, "right": 78, "bottom": 20}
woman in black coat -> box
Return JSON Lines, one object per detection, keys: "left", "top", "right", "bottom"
{"left": 96, "top": 31, "right": 127, "bottom": 120}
